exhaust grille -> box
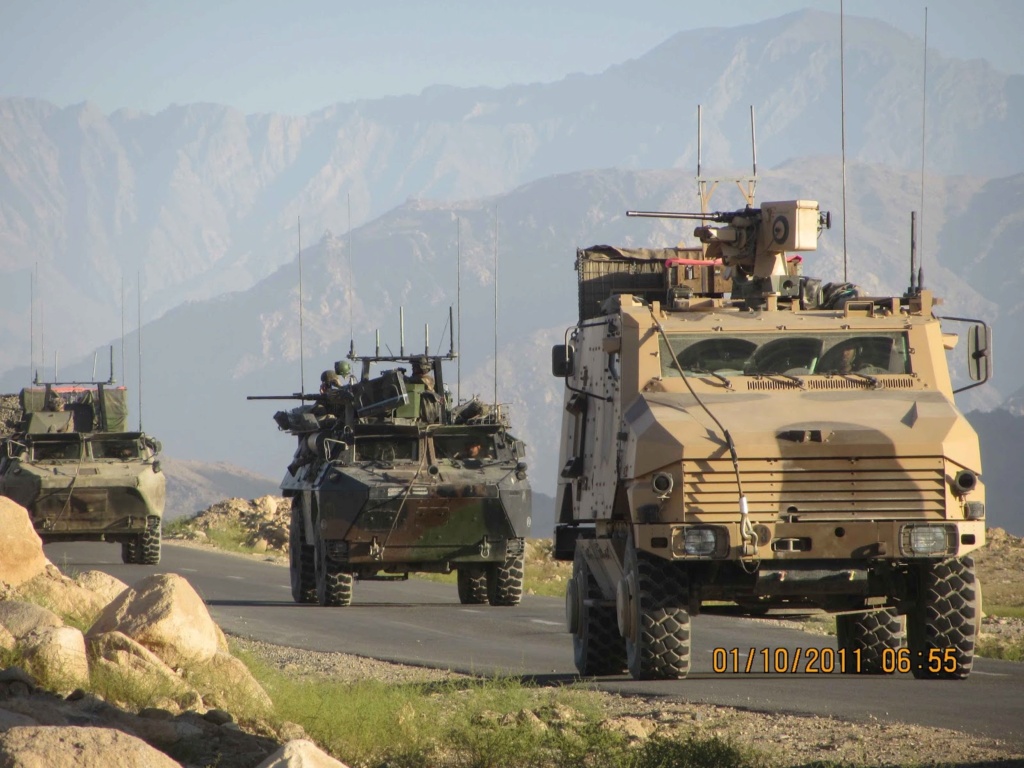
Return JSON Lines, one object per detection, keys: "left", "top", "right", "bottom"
{"left": 681, "top": 456, "right": 945, "bottom": 521}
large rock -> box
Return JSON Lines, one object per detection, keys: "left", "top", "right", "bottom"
{"left": 0, "top": 601, "right": 63, "bottom": 640}
{"left": 256, "top": 739, "right": 351, "bottom": 768}
{"left": 0, "top": 725, "right": 182, "bottom": 768}
{"left": 87, "top": 631, "right": 194, "bottom": 707}
{"left": 188, "top": 650, "right": 273, "bottom": 715}
{"left": 0, "top": 499, "right": 47, "bottom": 587}
{"left": 16, "top": 565, "right": 107, "bottom": 626}
{"left": 19, "top": 627, "right": 89, "bottom": 691}
{"left": 87, "top": 573, "right": 222, "bottom": 667}
{"left": 74, "top": 570, "right": 129, "bottom": 604}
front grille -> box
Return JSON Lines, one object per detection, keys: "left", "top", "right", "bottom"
{"left": 681, "top": 456, "right": 945, "bottom": 521}
{"left": 746, "top": 376, "right": 918, "bottom": 392}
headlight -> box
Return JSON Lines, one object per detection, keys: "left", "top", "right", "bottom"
{"left": 964, "top": 501, "right": 985, "bottom": 520}
{"left": 900, "top": 524, "right": 956, "bottom": 557}
{"left": 651, "top": 472, "right": 674, "bottom": 497}
{"left": 672, "top": 525, "right": 728, "bottom": 558}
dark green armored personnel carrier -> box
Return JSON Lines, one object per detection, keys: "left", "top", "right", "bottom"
{"left": 0, "top": 380, "right": 165, "bottom": 564}
{"left": 257, "top": 331, "right": 532, "bottom": 607}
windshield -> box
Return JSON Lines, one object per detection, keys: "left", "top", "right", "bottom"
{"left": 660, "top": 331, "right": 912, "bottom": 378}
{"left": 433, "top": 434, "right": 495, "bottom": 461}
{"left": 30, "top": 441, "right": 83, "bottom": 461}
{"left": 353, "top": 436, "right": 418, "bottom": 463}
{"left": 91, "top": 439, "right": 140, "bottom": 460}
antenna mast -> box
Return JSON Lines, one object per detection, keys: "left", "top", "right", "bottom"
{"left": 840, "top": 0, "right": 849, "bottom": 281}
{"left": 492, "top": 206, "right": 499, "bottom": 408}
{"left": 29, "top": 272, "right": 33, "bottom": 384}
{"left": 348, "top": 193, "right": 354, "bottom": 343}
{"left": 298, "top": 216, "right": 306, "bottom": 399}
{"left": 696, "top": 104, "right": 757, "bottom": 219}
{"left": 137, "top": 272, "right": 143, "bottom": 432}
{"left": 456, "top": 216, "right": 462, "bottom": 403}
{"left": 918, "top": 6, "right": 929, "bottom": 289}
{"left": 121, "top": 276, "right": 126, "bottom": 385}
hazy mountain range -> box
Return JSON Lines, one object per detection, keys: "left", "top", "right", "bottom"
{"left": 1, "top": 9, "right": 1022, "bottom": 533}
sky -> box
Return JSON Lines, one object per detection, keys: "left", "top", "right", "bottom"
{"left": 2, "top": 0, "right": 1023, "bottom": 115}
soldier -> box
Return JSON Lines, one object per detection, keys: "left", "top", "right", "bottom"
{"left": 408, "top": 356, "right": 435, "bottom": 391}
{"left": 320, "top": 370, "right": 343, "bottom": 394}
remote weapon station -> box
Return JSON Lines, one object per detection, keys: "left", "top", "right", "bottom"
{"left": 252, "top": 311, "right": 532, "bottom": 607}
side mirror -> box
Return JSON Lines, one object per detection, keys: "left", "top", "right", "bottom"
{"left": 551, "top": 344, "right": 575, "bottom": 377}
{"left": 967, "top": 323, "right": 992, "bottom": 383}
{"left": 513, "top": 439, "right": 526, "bottom": 459}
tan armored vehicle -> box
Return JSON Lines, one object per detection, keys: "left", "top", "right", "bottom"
{"left": 0, "top": 381, "right": 166, "bottom": 564}
{"left": 553, "top": 199, "right": 990, "bottom": 680}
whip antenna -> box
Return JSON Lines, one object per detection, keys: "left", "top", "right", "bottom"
{"left": 298, "top": 216, "right": 306, "bottom": 398}
{"left": 918, "top": 6, "right": 929, "bottom": 289}
{"left": 348, "top": 193, "right": 354, "bottom": 343}
{"left": 121, "top": 276, "right": 126, "bottom": 385}
{"left": 493, "top": 206, "right": 499, "bottom": 409}
{"left": 840, "top": 0, "right": 849, "bottom": 281}
{"left": 137, "top": 272, "right": 143, "bottom": 432}
{"left": 457, "top": 216, "right": 462, "bottom": 403}
{"left": 29, "top": 271, "right": 33, "bottom": 383}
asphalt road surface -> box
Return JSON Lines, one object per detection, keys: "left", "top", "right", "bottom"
{"left": 47, "top": 540, "right": 1024, "bottom": 747}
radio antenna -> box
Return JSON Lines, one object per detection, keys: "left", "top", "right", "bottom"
{"left": 39, "top": 261, "right": 44, "bottom": 385}
{"left": 840, "top": 0, "right": 849, "bottom": 282}
{"left": 347, "top": 193, "right": 354, "bottom": 343}
{"left": 29, "top": 271, "right": 34, "bottom": 384}
{"left": 298, "top": 216, "right": 306, "bottom": 399}
{"left": 918, "top": 6, "right": 929, "bottom": 290}
{"left": 492, "top": 205, "right": 499, "bottom": 409}
{"left": 456, "top": 216, "right": 462, "bottom": 403}
{"left": 137, "top": 272, "right": 143, "bottom": 432}
{"left": 121, "top": 276, "right": 126, "bottom": 385}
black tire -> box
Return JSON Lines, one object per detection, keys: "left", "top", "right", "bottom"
{"left": 138, "top": 516, "right": 162, "bottom": 565}
{"left": 623, "top": 537, "right": 690, "bottom": 680}
{"left": 908, "top": 556, "right": 978, "bottom": 680}
{"left": 121, "top": 540, "right": 138, "bottom": 564}
{"left": 569, "top": 549, "right": 626, "bottom": 676}
{"left": 289, "top": 500, "right": 317, "bottom": 604}
{"left": 836, "top": 608, "right": 905, "bottom": 674}
{"left": 457, "top": 567, "right": 488, "bottom": 604}
{"left": 314, "top": 530, "right": 353, "bottom": 607}
{"left": 487, "top": 554, "right": 524, "bottom": 606}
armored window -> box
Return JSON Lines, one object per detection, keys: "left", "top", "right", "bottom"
{"left": 91, "top": 439, "right": 140, "bottom": 459}
{"left": 31, "top": 441, "right": 82, "bottom": 461}
{"left": 354, "top": 437, "right": 418, "bottom": 462}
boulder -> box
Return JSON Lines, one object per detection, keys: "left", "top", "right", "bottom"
{"left": 16, "top": 565, "right": 107, "bottom": 626}
{"left": 0, "top": 499, "right": 47, "bottom": 587}
{"left": 74, "top": 570, "right": 129, "bottom": 604}
{"left": 0, "top": 725, "right": 182, "bottom": 768}
{"left": 0, "top": 601, "right": 63, "bottom": 640}
{"left": 87, "top": 631, "right": 193, "bottom": 705}
{"left": 187, "top": 650, "right": 273, "bottom": 714}
{"left": 19, "top": 627, "right": 89, "bottom": 690}
{"left": 256, "top": 739, "right": 351, "bottom": 768}
{"left": 87, "top": 573, "right": 222, "bottom": 667}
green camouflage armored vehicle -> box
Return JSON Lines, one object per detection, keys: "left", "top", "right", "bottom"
{"left": 553, "top": 198, "right": 990, "bottom": 680}
{"left": 256, "top": 331, "right": 532, "bottom": 607}
{"left": 0, "top": 381, "right": 166, "bottom": 564}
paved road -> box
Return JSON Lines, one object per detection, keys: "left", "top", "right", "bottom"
{"left": 48, "top": 540, "right": 1024, "bottom": 747}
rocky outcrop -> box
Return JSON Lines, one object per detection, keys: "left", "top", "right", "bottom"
{"left": 174, "top": 496, "right": 290, "bottom": 553}
{"left": 0, "top": 497, "right": 328, "bottom": 767}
